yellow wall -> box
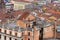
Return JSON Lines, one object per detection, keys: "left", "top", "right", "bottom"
{"left": 12, "top": 1, "right": 30, "bottom": 10}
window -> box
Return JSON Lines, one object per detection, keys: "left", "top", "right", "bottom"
{"left": 15, "top": 39, "right": 17, "bottom": 40}
{"left": 56, "top": 25, "right": 60, "bottom": 32}
{"left": 21, "top": 39, "right": 23, "bottom": 40}
{"left": 0, "top": 35, "right": 1, "bottom": 39}
{"left": 4, "top": 30, "right": 6, "bottom": 34}
{"left": 28, "top": 32, "right": 30, "bottom": 36}
{"left": 15, "top": 32, "right": 17, "bottom": 36}
{"left": 4, "top": 36, "right": 6, "bottom": 40}
{"left": 33, "top": 21, "right": 36, "bottom": 26}
{"left": 9, "top": 37, "right": 12, "bottom": 40}
{"left": 22, "top": 32, "right": 23, "bottom": 36}
{"left": 10, "top": 31, "right": 12, "bottom": 35}
{"left": 28, "top": 25, "right": 30, "bottom": 28}
{"left": 28, "top": 38, "right": 30, "bottom": 40}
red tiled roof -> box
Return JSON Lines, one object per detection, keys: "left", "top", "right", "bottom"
{"left": 19, "top": 12, "right": 30, "bottom": 20}
{"left": 43, "top": 5, "right": 60, "bottom": 18}
{"left": 0, "top": 10, "right": 23, "bottom": 19}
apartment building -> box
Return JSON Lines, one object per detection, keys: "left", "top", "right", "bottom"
{"left": 0, "top": 8, "right": 57, "bottom": 40}
{"left": 0, "top": 2, "right": 60, "bottom": 40}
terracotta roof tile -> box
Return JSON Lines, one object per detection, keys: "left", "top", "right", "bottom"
{"left": 0, "top": 10, "right": 23, "bottom": 19}
{"left": 44, "top": 6, "right": 60, "bottom": 18}
{"left": 19, "top": 12, "right": 30, "bottom": 20}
